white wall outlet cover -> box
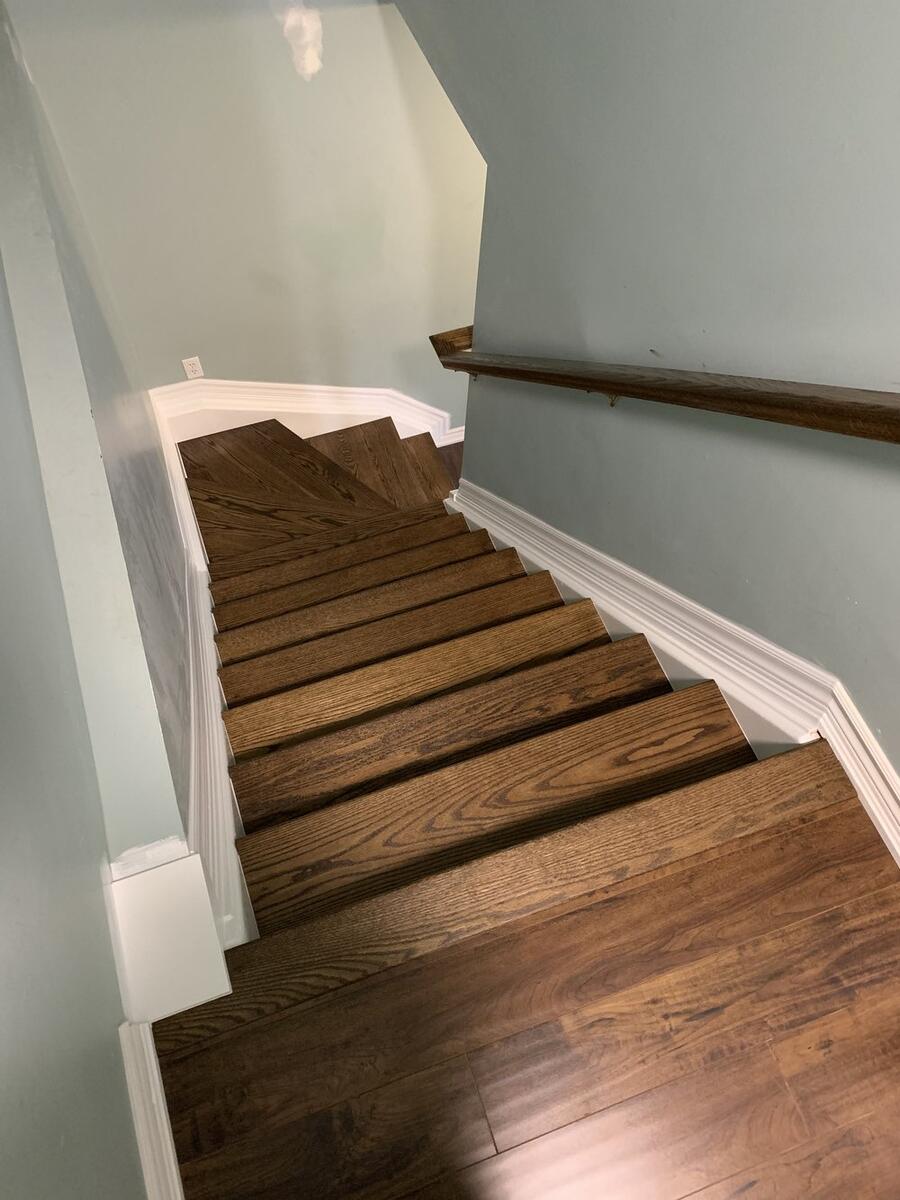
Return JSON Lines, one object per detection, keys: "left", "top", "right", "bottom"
{"left": 182, "top": 356, "right": 204, "bottom": 380}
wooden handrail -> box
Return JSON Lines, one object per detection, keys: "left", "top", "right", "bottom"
{"left": 430, "top": 325, "right": 900, "bottom": 445}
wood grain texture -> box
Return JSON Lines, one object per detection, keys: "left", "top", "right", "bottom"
{"left": 430, "top": 327, "right": 900, "bottom": 444}
{"left": 179, "top": 420, "right": 394, "bottom": 512}
{"left": 158, "top": 801, "right": 887, "bottom": 1156}
{"left": 152, "top": 742, "right": 853, "bottom": 1055}
{"left": 215, "top": 542, "right": 518, "bottom": 666}
{"left": 208, "top": 503, "right": 448, "bottom": 581}
{"left": 437, "top": 441, "right": 464, "bottom": 489}
{"left": 426, "top": 1050, "right": 806, "bottom": 1200}
{"left": 308, "top": 419, "right": 433, "bottom": 509}
{"left": 238, "top": 680, "right": 749, "bottom": 931}
{"left": 222, "top": 571, "right": 563, "bottom": 711}
{"left": 211, "top": 514, "right": 469, "bottom": 606}
{"left": 402, "top": 433, "right": 454, "bottom": 500}
{"left": 229, "top": 630, "right": 661, "bottom": 828}
{"left": 469, "top": 881, "right": 900, "bottom": 1151}
{"left": 214, "top": 530, "right": 494, "bottom": 631}
{"left": 177, "top": 1056, "right": 494, "bottom": 1200}
{"left": 688, "top": 1117, "right": 900, "bottom": 1199}
{"left": 225, "top": 598, "right": 607, "bottom": 757}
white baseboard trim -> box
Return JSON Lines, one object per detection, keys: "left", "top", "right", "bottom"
{"left": 120, "top": 1022, "right": 184, "bottom": 1200}
{"left": 450, "top": 479, "right": 900, "bottom": 866}
{"left": 150, "top": 378, "right": 464, "bottom": 447}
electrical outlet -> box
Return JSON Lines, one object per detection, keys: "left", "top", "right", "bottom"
{"left": 182, "top": 356, "right": 204, "bottom": 380}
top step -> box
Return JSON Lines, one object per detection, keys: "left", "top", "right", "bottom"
{"left": 178, "top": 420, "right": 395, "bottom": 517}
{"left": 402, "top": 433, "right": 455, "bottom": 501}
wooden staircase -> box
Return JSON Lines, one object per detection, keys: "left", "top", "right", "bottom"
{"left": 155, "top": 418, "right": 900, "bottom": 1199}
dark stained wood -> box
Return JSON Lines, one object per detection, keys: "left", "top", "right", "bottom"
{"left": 208, "top": 503, "right": 448, "bottom": 581}
{"left": 179, "top": 420, "right": 394, "bottom": 512}
{"left": 211, "top": 513, "right": 469, "bottom": 606}
{"left": 230, "top": 632, "right": 665, "bottom": 827}
{"left": 430, "top": 325, "right": 900, "bottom": 444}
{"left": 437, "top": 441, "right": 464, "bottom": 489}
{"left": 214, "top": 531, "right": 493, "bottom": 632}
{"left": 152, "top": 742, "right": 855, "bottom": 1055}
{"left": 157, "top": 800, "right": 888, "bottom": 1156}
{"left": 435, "top": 1050, "right": 805, "bottom": 1199}
{"left": 429, "top": 325, "right": 473, "bottom": 359}
{"left": 469, "top": 881, "right": 900, "bottom": 1151}
{"left": 222, "top": 570, "right": 563, "bottom": 710}
{"left": 238, "top": 680, "right": 750, "bottom": 932}
{"left": 402, "top": 433, "right": 455, "bottom": 500}
{"left": 224, "top": 598, "right": 607, "bottom": 756}
{"left": 176, "top": 1056, "right": 494, "bottom": 1199}
{"left": 215, "top": 540, "right": 516, "bottom": 666}
{"left": 308, "top": 418, "right": 433, "bottom": 509}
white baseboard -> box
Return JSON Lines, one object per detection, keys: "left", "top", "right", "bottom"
{"left": 151, "top": 378, "right": 464, "bottom": 447}
{"left": 450, "top": 479, "right": 900, "bottom": 866}
{"left": 120, "top": 1022, "right": 184, "bottom": 1200}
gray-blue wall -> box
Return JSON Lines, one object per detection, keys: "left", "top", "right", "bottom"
{"left": 399, "top": 0, "right": 900, "bottom": 770}
{"left": 0, "top": 212, "right": 145, "bottom": 1200}
{"left": 6, "top": 0, "right": 486, "bottom": 425}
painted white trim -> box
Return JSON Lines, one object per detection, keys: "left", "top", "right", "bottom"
{"left": 119, "top": 1022, "right": 184, "bottom": 1200}
{"left": 450, "top": 479, "right": 900, "bottom": 866}
{"left": 151, "top": 377, "right": 464, "bottom": 446}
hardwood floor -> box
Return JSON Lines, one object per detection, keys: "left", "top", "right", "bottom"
{"left": 157, "top": 418, "right": 900, "bottom": 1198}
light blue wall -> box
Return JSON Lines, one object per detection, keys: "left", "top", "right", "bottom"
{"left": 398, "top": 0, "right": 900, "bottom": 769}
{"left": 0, "top": 223, "right": 145, "bottom": 1200}
{"left": 1, "top": 10, "right": 188, "bottom": 856}
{"left": 6, "top": 0, "right": 485, "bottom": 425}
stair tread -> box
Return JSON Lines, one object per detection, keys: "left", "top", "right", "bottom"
{"left": 224, "top": 598, "right": 606, "bottom": 758}
{"left": 222, "top": 570, "right": 563, "bottom": 710}
{"left": 211, "top": 513, "right": 469, "bottom": 606}
{"left": 179, "top": 420, "right": 394, "bottom": 515}
{"left": 190, "top": 485, "right": 394, "bottom": 559}
{"left": 214, "top": 529, "right": 492, "bottom": 632}
{"left": 403, "top": 432, "right": 455, "bottom": 500}
{"left": 208, "top": 503, "right": 448, "bottom": 581}
{"left": 153, "top": 740, "right": 846, "bottom": 1057}
{"left": 238, "top": 679, "right": 751, "bottom": 932}
{"left": 231, "top": 629, "right": 663, "bottom": 830}
{"left": 215, "top": 545, "right": 523, "bottom": 665}
{"left": 308, "top": 418, "right": 433, "bottom": 509}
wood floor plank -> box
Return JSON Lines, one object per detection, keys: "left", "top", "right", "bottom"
{"left": 772, "top": 981, "right": 900, "bottom": 1138}
{"left": 415, "top": 1050, "right": 806, "bottom": 1200}
{"left": 438, "top": 441, "right": 464, "bottom": 489}
{"left": 468, "top": 880, "right": 900, "bottom": 1150}
{"left": 687, "top": 1116, "right": 900, "bottom": 1199}
{"left": 214, "top": 530, "right": 494, "bottom": 631}
{"left": 309, "top": 419, "right": 433, "bottom": 509}
{"left": 177, "top": 1056, "right": 494, "bottom": 1200}
{"left": 225, "top": 598, "right": 607, "bottom": 757}
{"left": 211, "top": 514, "right": 469, "bottom": 606}
{"left": 402, "top": 433, "right": 454, "bottom": 501}
{"left": 157, "top": 800, "right": 888, "bottom": 1157}
{"left": 222, "top": 571, "right": 563, "bottom": 711}
{"left": 215, "top": 542, "right": 518, "bottom": 665}
{"left": 230, "top": 630, "right": 663, "bottom": 828}
{"left": 209, "top": 503, "right": 448, "bottom": 581}
{"left": 152, "top": 742, "right": 854, "bottom": 1055}
{"left": 237, "top": 680, "right": 748, "bottom": 930}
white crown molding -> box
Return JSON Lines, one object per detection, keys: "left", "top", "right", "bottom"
{"left": 119, "top": 1022, "right": 184, "bottom": 1200}
{"left": 150, "top": 378, "right": 464, "bottom": 446}
{"left": 450, "top": 478, "right": 900, "bottom": 866}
